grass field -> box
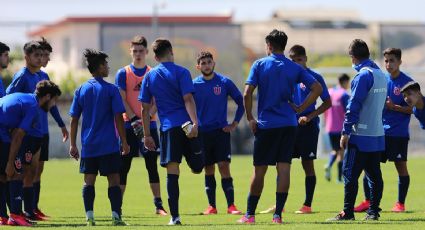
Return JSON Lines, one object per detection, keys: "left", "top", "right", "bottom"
{"left": 18, "top": 155, "right": 425, "bottom": 229}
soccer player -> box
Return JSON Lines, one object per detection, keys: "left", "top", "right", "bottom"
{"left": 401, "top": 81, "right": 425, "bottom": 126}
{"left": 1, "top": 80, "right": 61, "bottom": 226}
{"left": 115, "top": 35, "right": 166, "bottom": 215}
{"left": 240, "top": 29, "right": 322, "bottom": 224}
{"left": 289, "top": 45, "right": 331, "bottom": 214}
{"left": 139, "top": 38, "right": 204, "bottom": 225}
{"left": 324, "top": 74, "right": 350, "bottom": 182}
{"left": 0, "top": 42, "right": 9, "bottom": 98}
{"left": 328, "top": 39, "right": 387, "bottom": 221}
{"left": 354, "top": 48, "right": 414, "bottom": 213}
{"left": 193, "top": 51, "right": 244, "bottom": 215}
{"left": 69, "top": 49, "right": 129, "bottom": 226}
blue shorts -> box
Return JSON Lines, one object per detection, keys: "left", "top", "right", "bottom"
{"left": 0, "top": 140, "right": 10, "bottom": 176}
{"left": 160, "top": 127, "right": 204, "bottom": 173}
{"left": 253, "top": 126, "right": 296, "bottom": 166}
{"left": 329, "top": 133, "right": 342, "bottom": 151}
{"left": 18, "top": 135, "right": 42, "bottom": 166}
{"left": 293, "top": 122, "right": 319, "bottom": 160}
{"left": 80, "top": 153, "right": 122, "bottom": 176}
{"left": 381, "top": 136, "right": 409, "bottom": 162}
{"left": 39, "top": 134, "right": 49, "bottom": 161}
{"left": 124, "top": 128, "right": 160, "bottom": 158}
{"left": 200, "top": 129, "right": 231, "bottom": 166}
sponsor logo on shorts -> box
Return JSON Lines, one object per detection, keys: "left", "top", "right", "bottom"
{"left": 194, "top": 151, "right": 202, "bottom": 155}
{"left": 397, "top": 154, "right": 402, "bottom": 159}
{"left": 309, "top": 152, "right": 315, "bottom": 157}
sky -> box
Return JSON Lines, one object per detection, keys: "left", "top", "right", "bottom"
{"left": 1, "top": 0, "right": 425, "bottom": 46}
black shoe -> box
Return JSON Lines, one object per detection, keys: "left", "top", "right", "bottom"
{"left": 364, "top": 213, "right": 380, "bottom": 221}
{"left": 327, "top": 211, "right": 355, "bottom": 221}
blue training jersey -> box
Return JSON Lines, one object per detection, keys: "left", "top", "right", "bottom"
{"left": 193, "top": 72, "right": 244, "bottom": 132}
{"left": 69, "top": 77, "right": 125, "bottom": 158}
{"left": 293, "top": 68, "right": 330, "bottom": 125}
{"left": 139, "top": 62, "right": 195, "bottom": 132}
{"left": 383, "top": 72, "right": 413, "bottom": 137}
{"left": 0, "top": 93, "right": 41, "bottom": 142}
{"left": 246, "top": 53, "right": 317, "bottom": 129}
{"left": 0, "top": 75, "right": 5, "bottom": 98}
{"left": 413, "top": 97, "right": 425, "bottom": 129}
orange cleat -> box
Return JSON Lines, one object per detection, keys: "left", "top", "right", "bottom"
{"left": 34, "top": 208, "right": 50, "bottom": 218}
{"left": 202, "top": 205, "right": 218, "bottom": 215}
{"left": 391, "top": 202, "right": 405, "bottom": 212}
{"left": 7, "top": 213, "right": 32, "bottom": 227}
{"left": 354, "top": 200, "right": 370, "bottom": 212}
{"left": 0, "top": 216, "right": 8, "bottom": 225}
{"left": 295, "top": 205, "right": 312, "bottom": 214}
{"left": 227, "top": 204, "right": 242, "bottom": 215}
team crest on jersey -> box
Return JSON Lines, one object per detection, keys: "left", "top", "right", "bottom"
{"left": 25, "top": 151, "right": 32, "bottom": 163}
{"left": 300, "top": 83, "right": 306, "bottom": 91}
{"left": 393, "top": 86, "right": 400, "bottom": 96}
{"left": 213, "top": 85, "right": 222, "bottom": 95}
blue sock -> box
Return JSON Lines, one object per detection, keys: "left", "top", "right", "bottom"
{"left": 221, "top": 177, "right": 234, "bottom": 207}
{"left": 337, "top": 161, "right": 343, "bottom": 181}
{"left": 154, "top": 197, "right": 163, "bottom": 209}
{"left": 0, "top": 182, "right": 7, "bottom": 217}
{"left": 33, "top": 181, "right": 40, "bottom": 210}
{"left": 108, "top": 186, "right": 122, "bottom": 218}
{"left": 363, "top": 176, "right": 371, "bottom": 201}
{"left": 304, "top": 176, "right": 316, "bottom": 207}
{"left": 398, "top": 176, "right": 410, "bottom": 204}
{"left": 9, "top": 180, "right": 23, "bottom": 215}
{"left": 327, "top": 153, "right": 337, "bottom": 168}
{"left": 82, "top": 185, "right": 95, "bottom": 213}
{"left": 246, "top": 194, "right": 260, "bottom": 216}
{"left": 274, "top": 192, "right": 288, "bottom": 217}
{"left": 167, "top": 174, "right": 179, "bottom": 218}
{"left": 205, "top": 175, "right": 216, "bottom": 208}
{"left": 23, "top": 187, "right": 34, "bottom": 215}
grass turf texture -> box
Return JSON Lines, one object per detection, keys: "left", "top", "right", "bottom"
{"left": 25, "top": 156, "right": 425, "bottom": 229}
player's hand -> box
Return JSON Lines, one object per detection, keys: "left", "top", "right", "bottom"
{"left": 290, "top": 102, "right": 302, "bottom": 114}
{"left": 187, "top": 124, "right": 198, "bottom": 138}
{"left": 223, "top": 121, "right": 238, "bottom": 133}
{"left": 69, "top": 145, "right": 79, "bottom": 161}
{"left": 5, "top": 161, "right": 16, "bottom": 178}
{"left": 248, "top": 119, "right": 257, "bottom": 133}
{"left": 386, "top": 96, "right": 395, "bottom": 110}
{"left": 298, "top": 116, "right": 310, "bottom": 125}
{"left": 121, "top": 142, "right": 130, "bottom": 155}
{"left": 131, "top": 119, "right": 144, "bottom": 139}
{"left": 144, "top": 136, "right": 156, "bottom": 151}
{"left": 340, "top": 134, "right": 349, "bottom": 150}
{"left": 61, "top": 126, "right": 69, "bottom": 142}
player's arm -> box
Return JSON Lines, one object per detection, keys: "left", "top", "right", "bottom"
{"left": 49, "top": 106, "right": 68, "bottom": 142}
{"left": 243, "top": 84, "right": 257, "bottom": 133}
{"left": 119, "top": 89, "right": 136, "bottom": 119}
{"left": 386, "top": 97, "right": 413, "bottom": 114}
{"left": 183, "top": 93, "right": 199, "bottom": 138}
{"left": 69, "top": 116, "right": 79, "bottom": 160}
{"left": 149, "top": 98, "right": 157, "bottom": 117}
{"left": 295, "top": 82, "right": 322, "bottom": 114}
{"left": 5, "top": 128, "right": 26, "bottom": 177}
{"left": 114, "top": 113, "right": 129, "bottom": 155}
{"left": 223, "top": 80, "right": 244, "bottom": 132}
{"left": 300, "top": 77, "right": 331, "bottom": 124}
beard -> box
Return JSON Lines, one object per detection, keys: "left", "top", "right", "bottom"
{"left": 201, "top": 67, "right": 214, "bottom": 77}
{"left": 40, "top": 102, "right": 49, "bottom": 112}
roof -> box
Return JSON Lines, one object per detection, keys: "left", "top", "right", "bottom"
{"left": 28, "top": 15, "right": 233, "bottom": 37}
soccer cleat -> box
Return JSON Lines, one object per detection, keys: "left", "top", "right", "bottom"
{"left": 391, "top": 202, "right": 405, "bottom": 212}
{"left": 227, "top": 204, "right": 242, "bottom": 215}
{"left": 25, "top": 211, "right": 47, "bottom": 221}
{"left": 203, "top": 205, "right": 218, "bottom": 215}
{"left": 34, "top": 208, "right": 50, "bottom": 218}
{"left": 259, "top": 205, "right": 276, "bottom": 214}
{"left": 0, "top": 217, "right": 8, "bottom": 225}
{"left": 295, "top": 205, "right": 312, "bottom": 214}
{"left": 112, "top": 217, "right": 128, "bottom": 226}
{"left": 8, "top": 213, "right": 32, "bottom": 226}
{"left": 272, "top": 214, "right": 282, "bottom": 224}
{"left": 324, "top": 166, "right": 331, "bottom": 181}
{"left": 86, "top": 218, "right": 96, "bottom": 226}
{"left": 364, "top": 213, "right": 380, "bottom": 220}
{"left": 168, "top": 216, "right": 182, "bottom": 225}
{"left": 354, "top": 199, "right": 370, "bottom": 212}
{"left": 156, "top": 207, "right": 168, "bottom": 216}
{"left": 237, "top": 215, "right": 255, "bottom": 224}
{"left": 327, "top": 211, "right": 355, "bottom": 221}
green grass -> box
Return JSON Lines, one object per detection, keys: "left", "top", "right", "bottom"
{"left": 20, "top": 156, "right": 425, "bottom": 229}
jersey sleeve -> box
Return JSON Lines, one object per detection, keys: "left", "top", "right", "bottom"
{"left": 111, "top": 86, "right": 126, "bottom": 114}
{"left": 69, "top": 87, "right": 82, "bottom": 118}
{"left": 226, "top": 79, "right": 244, "bottom": 123}
{"left": 179, "top": 69, "right": 195, "bottom": 96}
{"left": 6, "top": 74, "right": 26, "bottom": 94}
{"left": 115, "top": 68, "right": 127, "bottom": 91}
{"left": 316, "top": 75, "right": 331, "bottom": 101}
{"left": 297, "top": 68, "right": 317, "bottom": 89}
{"left": 49, "top": 105, "right": 65, "bottom": 127}
{"left": 246, "top": 61, "right": 259, "bottom": 86}
{"left": 341, "top": 93, "right": 350, "bottom": 112}
{"left": 19, "top": 104, "right": 38, "bottom": 133}
{"left": 139, "top": 72, "right": 152, "bottom": 103}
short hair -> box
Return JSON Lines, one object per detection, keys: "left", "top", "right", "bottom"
{"left": 401, "top": 81, "right": 421, "bottom": 93}
{"left": 338, "top": 73, "right": 350, "bottom": 85}
{"left": 348, "top": 39, "right": 370, "bottom": 60}
{"left": 131, "top": 35, "right": 148, "bottom": 48}
{"left": 265, "top": 29, "right": 288, "bottom": 52}
{"left": 152, "top": 38, "right": 172, "bottom": 58}
{"left": 289, "top": 45, "right": 306, "bottom": 58}
{"left": 38, "top": 37, "right": 53, "bottom": 53}
{"left": 0, "top": 42, "right": 10, "bottom": 55}
{"left": 197, "top": 51, "right": 214, "bottom": 64}
{"left": 83, "top": 49, "right": 108, "bottom": 74}
{"left": 23, "top": 41, "right": 42, "bottom": 55}
{"left": 35, "top": 80, "right": 62, "bottom": 98}
{"left": 383, "top": 48, "right": 402, "bottom": 60}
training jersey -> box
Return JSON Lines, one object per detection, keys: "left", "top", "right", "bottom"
{"left": 193, "top": 72, "right": 244, "bottom": 132}
{"left": 139, "top": 62, "right": 195, "bottom": 132}
{"left": 413, "top": 97, "right": 425, "bottom": 129}
{"left": 0, "top": 74, "right": 5, "bottom": 98}
{"left": 69, "top": 77, "right": 125, "bottom": 158}
{"left": 115, "top": 64, "right": 157, "bottom": 129}
{"left": 342, "top": 59, "right": 387, "bottom": 152}
{"left": 383, "top": 72, "right": 413, "bottom": 137}
{"left": 324, "top": 86, "right": 349, "bottom": 134}
{"left": 0, "top": 93, "right": 41, "bottom": 142}
{"left": 293, "top": 68, "right": 330, "bottom": 126}
{"left": 246, "top": 53, "right": 317, "bottom": 129}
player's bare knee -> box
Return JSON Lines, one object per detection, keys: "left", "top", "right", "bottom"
{"left": 395, "top": 161, "right": 409, "bottom": 176}
{"left": 166, "top": 162, "right": 180, "bottom": 175}
{"left": 84, "top": 174, "right": 97, "bottom": 186}
{"left": 204, "top": 164, "right": 215, "bottom": 175}
{"left": 217, "top": 162, "right": 230, "bottom": 177}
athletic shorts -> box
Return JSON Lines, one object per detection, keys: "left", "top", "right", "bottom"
{"left": 293, "top": 122, "right": 319, "bottom": 160}
{"left": 124, "top": 127, "right": 160, "bottom": 158}
{"left": 200, "top": 129, "right": 231, "bottom": 166}
{"left": 329, "top": 133, "right": 342, "bottom": 151}
{"left": 39, "top": 134, "right": 49, "bottom": 161}
{"left": 381, "top": 136, "right": 409, "bottom": 162}
{"left": 0, "top": 140, "right": 10, "bottom": 176}
{"left": 80, "top": 152, "right": 122, "bottom": 176}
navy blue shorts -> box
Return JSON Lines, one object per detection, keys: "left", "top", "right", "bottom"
{"left": 329, "top": 133, "right": 342, "bottom": 151}
{"left": 0, "top": 140, "right": 10, "bottom": 176}
{"left": 293, "top": 122, "right": 319, "bottom": 160}
{"left": 39, "top": 134, "right": 49, "bottom": 161}
{"left": 80, "top": 153, "right": 122, "bottom": 176}
{"left": 253, "top": 126, "right": 296, "bottom": 166}
{"left": 124, "top": 127, "right": 160, "bottom": 158}
{"left": 200, "top": 129, "right": 231, "bottom": 166}
{"left": 18, "top": 135, "right": 42, "bottom": 166}
{"left": 160, "top": 127, "right": 204, "bottom": 173}
{"left": 381, "top": 136, "right": 409, "bottom": 162}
